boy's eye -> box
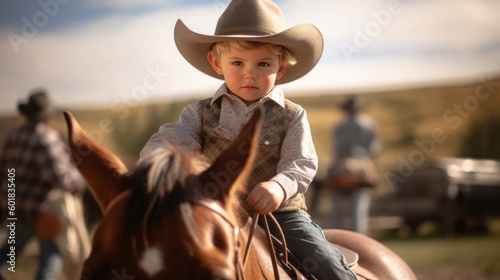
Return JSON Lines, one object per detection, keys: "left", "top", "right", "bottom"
{"left": 258, "top": 62, "right": 270, "bottom": 67}
{"left": 232, "top": 61, "right": 242, "bottom": 66}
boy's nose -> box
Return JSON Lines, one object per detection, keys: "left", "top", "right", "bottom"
{"left": 243, "top": 67, "right": 257, "bottom": 79}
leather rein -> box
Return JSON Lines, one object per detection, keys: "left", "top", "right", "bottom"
{"left": 106, "top": 189, "right": 294, "bottom": 280}
{"left": 196, "top": 200, "right": 302, "bottom": 280}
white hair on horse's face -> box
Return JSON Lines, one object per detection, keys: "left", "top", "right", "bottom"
{"left": 136, "top": 146, "right": 188, "bottom": 200}
{"left": 139, "top": 247, "right": 164, "bottom": 277}
{"left": 140, "top": 147, "right": 178, "bottom": 192}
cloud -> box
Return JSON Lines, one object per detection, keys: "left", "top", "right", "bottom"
{"left": 0, "top": 5, "right": 223, "bottom": 113}
{"left": 279, "top": 0, "right": 500, "bottom": 58}
{"left": 87, "top": 0, "right": 177, "bottom": 9}
{"left": 1, "top": 0, "right": 499, "bottom": 114}
{"left": 279, "top": 0, "right": 500, "bottom": 92}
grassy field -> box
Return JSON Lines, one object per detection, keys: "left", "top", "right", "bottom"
{"left": 384, "top": 231, "right": 500, "bottom": 280}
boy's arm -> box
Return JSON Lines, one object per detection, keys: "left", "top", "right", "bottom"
{"left": 139, "top": 102, "right": 203, "bottom": 160}
{"left": 271, "top": 107, "right": 318, "bottom": 201}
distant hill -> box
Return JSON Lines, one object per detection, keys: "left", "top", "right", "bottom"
{"left": 292, "top": 79, "right": 500, "bottom": 193}
{"left": 1, "top": 78, "right": 499, "bottom": 195}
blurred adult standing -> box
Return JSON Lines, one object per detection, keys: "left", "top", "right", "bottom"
{"left": 0, "top": 90, "right": 88, "bottom": 279}
{"left": 327, "top": 95, "right": 380, "bottom": 235}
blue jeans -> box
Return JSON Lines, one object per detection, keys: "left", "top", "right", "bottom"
{"left": 0, "top": 221, "right": 63, "bottom": 280}
{"left": 267, "top": 211, "right": 357, "bottom": 280}
{"left": 332, "top": 187, "right": 372, "bottom": 234}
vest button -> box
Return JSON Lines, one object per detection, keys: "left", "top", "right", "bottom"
{"left": 264, "top": 140, "right": 270, "bottom": 145}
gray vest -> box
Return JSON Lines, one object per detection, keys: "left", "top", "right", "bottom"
{"left": 199, "top": 97, "right": 308, "bottom": 214}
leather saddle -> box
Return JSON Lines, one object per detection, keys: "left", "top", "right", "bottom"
{"left": 241, "top": 213, "right": 359, "bottom": 280}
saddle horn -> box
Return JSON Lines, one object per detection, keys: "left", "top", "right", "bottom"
{"left": 64, "top": 111, "right": 129, "bottom": 212}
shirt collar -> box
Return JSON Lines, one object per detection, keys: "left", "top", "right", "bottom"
{"left": 211, "top": 83, "right": 285, "bottom": 108}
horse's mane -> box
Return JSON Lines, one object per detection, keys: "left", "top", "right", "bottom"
{"left": 124, "top": 147, "right": 201, "bottom": 248}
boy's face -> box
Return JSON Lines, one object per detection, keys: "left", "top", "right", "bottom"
{"left": 208, "top": 44, "right": 287, "bottom": 105}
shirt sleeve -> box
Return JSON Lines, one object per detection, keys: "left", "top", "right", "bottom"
{"left": 139, "top": 102, "right": 203, "bottom": 160}
{"left": 270, "top": 107, "right": 318, "bottom": 201}
{"left": 38, "top": 130, "right": 87, "bottom": 193}
{"left": 368, "top": 122, "right": 381, "bottom": 157}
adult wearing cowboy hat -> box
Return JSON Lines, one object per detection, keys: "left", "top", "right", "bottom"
{"left": 141, "top": 1, "right": 356, "bottom": 279}
{"left": 329, "top": 95, "right": 380, "bottom": 235}
{"left": 0, "top": 89, "right": 88, "bottom": 280}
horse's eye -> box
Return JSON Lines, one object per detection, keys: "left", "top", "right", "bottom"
{"left": 212, "top": 228, "right": 228, "bottom": 250}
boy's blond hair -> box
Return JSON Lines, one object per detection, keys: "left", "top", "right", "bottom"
{"left": 211, "top": 41, "right": 297, "bottom": 67}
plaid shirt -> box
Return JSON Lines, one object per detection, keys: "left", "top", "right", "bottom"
{"left": 140, "top": 84, "right": 318, "bottom": 201}
{"left": 0, "top": 122, "right": 86, "bottom": 222}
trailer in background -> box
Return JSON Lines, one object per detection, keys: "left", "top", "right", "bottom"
{"left": 371, "top": 157, "right": 500, "bottom": 235}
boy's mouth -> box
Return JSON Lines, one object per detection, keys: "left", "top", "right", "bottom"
{"left": 242, "top": 85, "right": 258, "bottom": 89}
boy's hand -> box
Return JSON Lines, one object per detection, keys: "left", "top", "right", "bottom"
{"left": 247, "top": 181, "right": 285, "bottom": 214}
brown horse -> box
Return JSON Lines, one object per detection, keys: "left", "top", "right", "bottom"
{"left": 64, "top": 109, "right": 416, "bottom": 280}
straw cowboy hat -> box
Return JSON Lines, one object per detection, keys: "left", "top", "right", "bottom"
{"left": 18, "top": 89, "right": 57, "bottom": 122}
{"left": 174, "top": 0, "right": 324, "bottom": 84}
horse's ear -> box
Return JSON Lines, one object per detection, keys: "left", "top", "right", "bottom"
{"left": 64, "top": 111, "right": 129, "bottom": 212}
{"left": 200, "top": 106, "right": 263, "bottom": 205}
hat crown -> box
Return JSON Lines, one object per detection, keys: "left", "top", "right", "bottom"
{"left": 27, "top": 93, "right": 49, "bottom": 112}
{"left": 18, "top": 90, "right": 56, "bottom": 122}
{"left": 341, "top": 96, "right": 363, "bottom": 112}
{"left": 215, "top": 0, "right": 285, "bottom": 36}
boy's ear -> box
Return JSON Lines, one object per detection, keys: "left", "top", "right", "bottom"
{"left": 207, "top": 51, "right": 223, "bottom": 75}
{"left": 276, "top": 64, "right": 288, "bottom": 80}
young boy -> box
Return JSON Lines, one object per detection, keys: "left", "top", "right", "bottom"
{"left": 141, "top": 1, "right": 356, "bottom": 279}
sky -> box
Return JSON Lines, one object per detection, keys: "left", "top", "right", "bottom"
{"left": 1, "top": 0, "right": 500, "bottom": 115}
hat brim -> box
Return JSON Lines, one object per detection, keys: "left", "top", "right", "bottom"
{"left": 174, "top": 19, "right": 323, "bottom": 84}
{"left": 18, "top": 103, "right": 57, "bottom": 121}
{"left": 18, "top": 104, "right": 29, "bottom": 116}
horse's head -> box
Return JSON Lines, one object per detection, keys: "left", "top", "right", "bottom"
{"left": 64, "top": 108, "right": 263, "bottom": 280}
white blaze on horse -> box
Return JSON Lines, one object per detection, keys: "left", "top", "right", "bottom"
{"left": 64, "top": 109, "right": 416, "bottom": 280}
